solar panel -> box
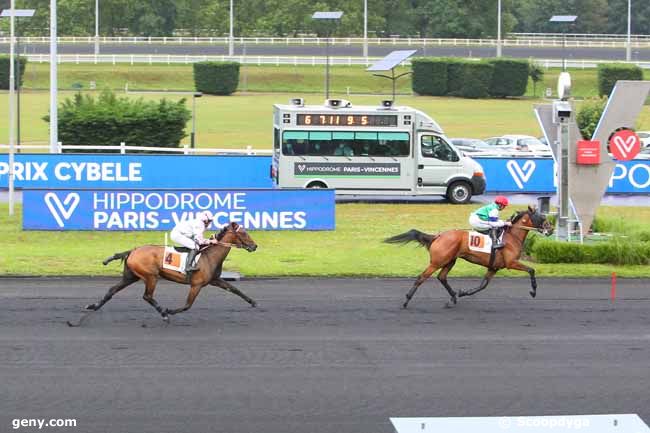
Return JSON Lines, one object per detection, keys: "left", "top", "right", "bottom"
{"left": 549, "top": 15, "right": 577, "bottom": 23}
{"left": 312, "top": 11, "right": 343, "bottom": 20}
{"left": 0, "top": 9, "right": 36, "bottom": 17}
{"left": 367, "top": 50, "right": 417, "bottom": 72}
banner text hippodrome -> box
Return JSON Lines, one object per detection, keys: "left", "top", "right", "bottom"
{"left": 93, "top": 192, "right": 247, "bottom": 210}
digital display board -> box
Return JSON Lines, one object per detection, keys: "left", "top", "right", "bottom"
{"left": 296, "top": 114, "right": 398, "bottom": 127}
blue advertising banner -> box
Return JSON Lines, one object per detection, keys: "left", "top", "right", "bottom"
{"left": 23, "top": 189, "right": 335, "bottom": 231}
{"left": 475, "top": 158, "right": 650, "bottom": 194}
{"left": 0, "top": 154, "right": 273, "bottom": 189}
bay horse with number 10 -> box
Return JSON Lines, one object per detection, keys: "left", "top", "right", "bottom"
{"left": 68, "top": 222, "right": 257, "bottom": 326}
{"left": 384, "top": 206, "right": 553, "bottom": 308}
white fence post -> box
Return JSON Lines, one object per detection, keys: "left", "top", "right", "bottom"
{"left": 120, "top": 142, "right": 126, "bottom": 154}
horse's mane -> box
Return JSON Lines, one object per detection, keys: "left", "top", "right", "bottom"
{"left": 509, "top": 210, "right": 529, "bottom": 224}
{"left": 215, "top": 226, "right": 228, "bottom": 241}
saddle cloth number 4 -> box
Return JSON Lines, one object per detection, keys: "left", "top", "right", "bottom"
{"left": 162, "top": 247, "right": 200, "bottom": 274}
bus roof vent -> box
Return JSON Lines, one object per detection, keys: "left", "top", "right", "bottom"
{"left": 325, "top": 99, "right": 352, "bottom": 108}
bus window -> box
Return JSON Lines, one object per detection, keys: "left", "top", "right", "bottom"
{"left": 308, "top": 131, "right": 334, "bottom": 155}
{"left": 354, "top": 132, "right": 377, "bottom": 157}
{"left": 283, "top": 131, "right": 308, "bottom": 155}
{"left": 332, "top": 132, "right": 355, "bottom": 156}
{"left": 421, "top": 135, "right": 459, "bottom": 162}
{"left": 378, "top": 132, "right": 410, "bottom": 157}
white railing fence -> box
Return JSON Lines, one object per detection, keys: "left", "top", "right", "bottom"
{"left": 0, "top": 143, "right": 273, "bottom": 155}
{"left": 1, "top": 35, "right": 650, "bottom": 48}
{"left": 20, "top": 53, "right": 650, "bottom": 69}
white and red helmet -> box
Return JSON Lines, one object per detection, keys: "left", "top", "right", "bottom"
{"left": 198, "top": 210, "right": 213, "bottom": 224}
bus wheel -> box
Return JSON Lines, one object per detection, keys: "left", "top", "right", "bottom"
{"left": 446, "top": 181, "right": 472, "bottom": 204}
{"left": 306, "top": 181, "right": 327, "bottom": 189}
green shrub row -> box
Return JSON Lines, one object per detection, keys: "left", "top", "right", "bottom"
{"left": 411, "top": 57, "right": 529, "bottom": 99}
{"left": 193, "top": 61, "right": 240, "bottom": 95}
{"left": 597, "top": 63, "right": 643, "bottom": 97}
{"left": 531, "top": 238, "right": 650, "bottom": 265}
{"left": 0, "top": 55, "right": 27, "bottom": 90}
{"left": 44, "top": 90, "right": 191, "bottom": 152}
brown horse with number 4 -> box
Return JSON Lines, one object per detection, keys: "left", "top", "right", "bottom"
{"left": 384, "top": 206, "right": 553, "bottom": 308}
{"left": 68, "top": 222, "right": 257, "bottom": 326}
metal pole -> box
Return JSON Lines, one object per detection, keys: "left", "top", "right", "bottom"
{"left": 50, "top": 0, "right": 58, "bottom": 153}
{"left": 325, "top": 33, "right": 330, "bottom": 99}
{"left": 228, "top": 0, "right": 234, "bottom": 56}
{"left": 363, "top": 0, "right": 368, "bottom": 58}
{"left": 557, "top": 118, "right": 570, "bottom": 240}
{"left": 626, "top": 0, "right": 632, "bottom": 61}
{"left": 496, "top": 0, "right": 502, "bottom": 57}
{"left": 94, "top": 0, "right": 99, "bottom": 55}
{"left": 8, "top": 0, "right": 16, "bottom": 215}
{"left": 16, "top": 34, "right": 21, "bottom": 150}
{"left": 191, "top": 94, "right": 196, "bottom": 149}
{"left": 562, "top": 32, "right": 566, "bottom": 71}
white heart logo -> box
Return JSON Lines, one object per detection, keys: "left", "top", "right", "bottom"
{"left": 612, "top": 135, "right": 637, "bottom": 158}
{"left": 506, "top": 160, "right": 536, "bottom": 189}
{"left": 298, "top": 164, "right": 306, "bottom": 172}
{"left": 44, "top": 192, "right": 80, "bottom": 228}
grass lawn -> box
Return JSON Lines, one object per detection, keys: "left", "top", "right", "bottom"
{"left": 2, "top": 202, "right": 650, "bottom": 278}
{"left": 4, "top": 91, "right": 650, "bottom": 150}
{"left": 2, "top": 63, "right": 650, "bottom": 149}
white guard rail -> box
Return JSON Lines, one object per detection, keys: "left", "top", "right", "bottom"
{"left": 0, "top": 143, "right": 273, "bottom": 155}
{"left": 20, "top": 54, "right": 650, "bottom": 69}
{"left": 1, "top": 35, "right": 650, "bottom": 49}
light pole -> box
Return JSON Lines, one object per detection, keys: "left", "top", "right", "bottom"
{"left": 228, "top": 0, "right": 234, "bottom": 56}
{"left": 1, "top": 6, "right": 35, "bottom": 216}
{"left": 550, "top": 15, "right": 577, "bottom": 71}
{"left": 496, "top": 0, "right": 502, "bottom": 57}
{"left": 363, "top": 0, "right": 368, "bottom": 59}
{"left": 190, "top": 92, "right": 203, "bottom": 149}
{"left": 312, "top": 11, "right": 343, "bottom": 100}
{"left": 626, "top": 0, "right": 632, "bottom": 61}
{"left": 50, "top": 0, "right": 58, "bottom": 153}
{"left": 95, "top": 0, "right": 99, "bottom": 56}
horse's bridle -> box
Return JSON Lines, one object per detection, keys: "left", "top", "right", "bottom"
{"left": 210, "top": 225, "right": 247, "bottom": 249}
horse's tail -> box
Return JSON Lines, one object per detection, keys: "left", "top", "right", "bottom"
{"left": 383, "top": 229, "right": 438, "bottom": 249}
{"left": 102, "top": 250, "right": 132, "bottom": 266}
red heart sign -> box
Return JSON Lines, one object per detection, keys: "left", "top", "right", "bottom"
{"left": 609, "top": 129, "right": 640, "bottom": 161}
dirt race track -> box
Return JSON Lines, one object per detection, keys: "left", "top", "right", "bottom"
{"left": 0, "top": 276, "right": 649, "bottom": 433}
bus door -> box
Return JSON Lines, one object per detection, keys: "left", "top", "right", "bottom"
{"left": 416, "top": 133, "right": 462, "bottom": 191}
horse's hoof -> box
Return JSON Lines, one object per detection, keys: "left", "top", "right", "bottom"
{"left": 530, "top": 291, "right": 537, "bottom": 298}
{"left": 451, "top": 294, "right": 458, "bottom": 304}
{"left": 250, "top": 301, "right": 257, "bottom": 308}
{"left": 444, "top": 301, "right": 455, "bottom": 309}
{"left": 85, "top": 304, "right": 96, "bottom": 311}
{"left": 162, "top": 315, "right": 170, "bottom": 323}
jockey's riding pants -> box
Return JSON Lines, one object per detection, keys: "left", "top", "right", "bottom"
{"left": 468, "top": 214, "right": 502, "bottom": 231}
{"left": 170, "top": 230, "right": 198, "bottom": 249}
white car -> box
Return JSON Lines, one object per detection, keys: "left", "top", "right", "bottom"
{"left": 485, "top": 135, "right": 551, "bottom": 156}
{"left": 635, "top": 131, "right": 650, "bottom": 148}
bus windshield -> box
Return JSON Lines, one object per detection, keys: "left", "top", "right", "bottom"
{"left": 281, "top": 131, "right": 410, "bottom": 157}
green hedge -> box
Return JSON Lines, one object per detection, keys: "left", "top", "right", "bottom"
{"left": 576, "top": 97, "right": 607, "bottom": 140}
{"left": 446, "top": 59, "right": 466, "bottom": 96}
{"left": 459, "top": 62, "right": 494, "bottom": 99}
{"left": 0, "top": 55, "right": 27, "bottom": 90}
{"left": 487, "top": 58, "right": 529, "bottom": 97}
{"left": 411, "top": 58, "right": 448, "bottom": 96}
{"left": 43, "top": 90, "right": 191, "bottom": 152}
{"left": 597, "top": 63, "right": 643, "bottom": 97}
{"left": 193, "top": 61, "right": 240, "bottom": 95}
{"left": 532, "top": 238, "right": 650, "bottom": 265}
